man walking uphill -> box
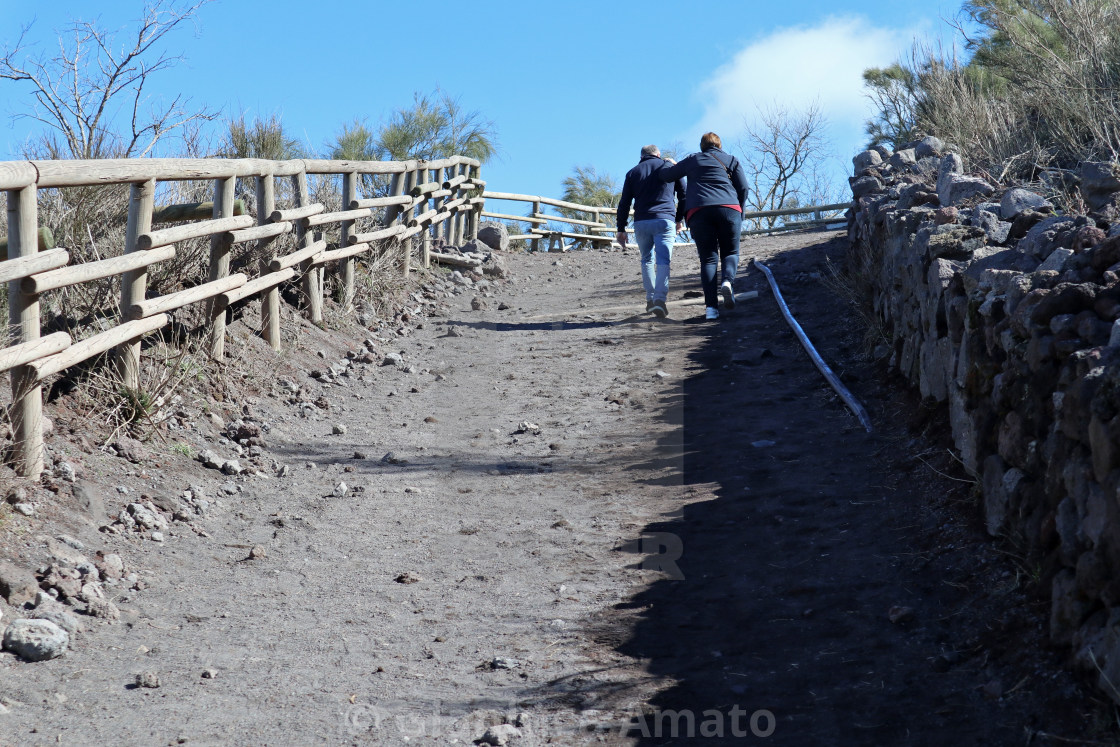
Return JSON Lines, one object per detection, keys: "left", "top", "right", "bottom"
{"left": 616, "top": 145, "right": 685, "bottom": 318}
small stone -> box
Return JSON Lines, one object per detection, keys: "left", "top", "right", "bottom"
{"left": 13, "top": 504, "right": 34, "bottom": 517}
{"left": 394, "top": 572, "right": 420, "bottom": 584}
{"left": 488, "top": 657, "right": 518, "bottom": 670}
{"left": 0, "top": 562, "right": 39, "bottom": 606}
{"left": 29, "top": 603, "right": 82, "bottom": 636}
{"left": 333, "top": 482, "right": 348, "bottom": 498}
{"left": 221, "top": 460, "right": 243, "bottom": 476}
{"left": 424, "top": 416, "right": 438, "bottom": 423}
{"left": 332, "top": 424, "right": 348, "bottom": 435}
{"left": 150, "top": 532, "right": 164, "bottom": 543}
{"left": 353, "top": 451, "right": 367, "bottom": 460}
{"left": 95, "top": 553, "right": 124, "bottom": 580}
{"left": 135, "top": 672, "right": 160, "bottom": 689}
{"left": 515, "top": 421, "right": 540, "bottom": 434}
{"left": 201, "top": 669, "right": 218, "bottom": 679}
{"left": 248, "top": 545, "right": 266, "bottom": 560}
{"left": 655, "top": 370, "right": 670, "bottom": 379}
{"left": 2, "top": 618, "right": 69, "bottom": 661}
{"left": 477, "top": 724, "right": 521, "bottom": 746}
{"left": 56, "top": 535, "right": 84, "bottom": 552}
{"left": 888, "top": 605, "right": 915, "bottom": 624}
{"left": 382, "top": 352, "right": 403, "bottom": 366}
{"left": 87, "top": 598, "right": 120, "bottom": 621}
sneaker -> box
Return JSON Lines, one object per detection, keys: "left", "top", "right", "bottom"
{"left": 705, "top": 306, "right": 720, "bottom": 320}
{"left": 646, "top": 299, "right": 655, "bottom": 312}
{"left": 720, "top": 281, "right": 735, "bottom": 309}
{"left": 652, "top": 300, "right": 668, "bottom": 318}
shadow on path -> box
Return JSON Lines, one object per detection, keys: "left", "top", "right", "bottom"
{"left": 604, "top": 234, "right": 1086, "bottom": 746}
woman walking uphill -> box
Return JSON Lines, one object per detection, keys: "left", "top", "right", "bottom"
{"left": 658, "top": 132, "right": 748, "bottom": 320}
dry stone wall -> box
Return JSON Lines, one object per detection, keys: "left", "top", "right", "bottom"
{"left": 849, "top": 137, "right": 1120, "bottom": 699}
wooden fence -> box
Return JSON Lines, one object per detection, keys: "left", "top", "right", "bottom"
{"left": 480, "top": 191, "right": 851, "bottom": 250}
{"left": 0, "top": 155, "right": 483, "bottom": 479}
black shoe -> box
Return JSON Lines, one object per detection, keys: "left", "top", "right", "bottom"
{"left": 646, "top": 299, "right": 655, "bottom": 313}
{"left": 652, "top": 300, "right": 668, "bottom": 318}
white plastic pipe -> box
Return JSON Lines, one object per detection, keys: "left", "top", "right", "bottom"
{"left": 752, "top": 257, "right": 873, "bottom": 433}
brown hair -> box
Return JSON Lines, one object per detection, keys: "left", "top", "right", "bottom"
{"left": 700, "top": 132, "right": 721, "bottom": 151}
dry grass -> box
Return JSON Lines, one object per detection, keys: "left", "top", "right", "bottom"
{"left": 909, "top": 1, "right": 1120, "bottom": 183}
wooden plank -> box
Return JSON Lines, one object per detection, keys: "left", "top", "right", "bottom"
{"left": 24, "top": 246, "right": 174, "bottom": 294}
{"left": 117, "top": 179, "right": 155, "bottom": 388}
{"left": 268, "top": 238, "right": 327, "bottom": 271}
{"left": 300, "top": 159, "right": 416, "bottom": 175}
{"left": 313, "top": 242, "right": 372, "bottom": 265}
{"left": 292, "top": 171, "right": 322, "bottom": 323}
{"left": 532, "top": 212, "right": 607, "bottom": 228}
{"left": 0, "top": 162, "right": 37, "bottom": 190}
{"left": 7, "top": 185, "right": 43, "bottom": 478}
{"left": 0, "top": 248, "right": 70, "bottom": 285}
{"left": 410, "top": 179, "right": 444, "bottom": 198}
{"left": 349, "top": 195, "right": 412, "bottom": 210}
{"left": 743, "top": 202, "right": 852, "bottom": 220}
{"left": 137, "top": 214, "right": 254, "bottom": 250}
{"left": 208, "top": 176, "right": 236, "bottom": 359}
{"left": 128, "top": 274, "right": 247, "bottom": 320}
{"left": 219, "top": 267, "right": 297, "bottom": 306}
{"left": 0, "top": 332, "right": 70, "bottom": 373}
{"left": 256, "top": 174, "right": 281, "bottom": 351}
{"left": 529, "top": 228, "right": 613, "bottom": 242}
{"left": 483, "top": 191, "right": 602, "bottom": 215}
{"left": 340, "top": 172, "right": 358, "bottom": 309}
{"left": 31, "top": 315, "right": 169, "bottom": 380}
{"left": 152, "top": 200, "right": 247, "bottom": 223}
{"left": 33, "top": 158, "right": 269, "bottom": 186}
{"left": 441, "top": 174, "right": 469, "bottom": 191}
{"left": 228, "top": 221, "right": 292, "bottom": 244}
{"left": 269, "top": 204, "right": 325, "bottom": 223}
{"left": 350, "top": 224, "right": 405, "bottom": 245}
{"left": 430, "top": 252, "right": 482, "bottom": 269}
{"left": 481, "top": 211, "right": 545, "bottom": 224}
{"left": 303, "top": 207, "right": 372, "bottom": 228}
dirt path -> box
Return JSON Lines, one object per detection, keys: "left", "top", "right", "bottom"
{"left": 0, "top": 231, "right": 1101, "bottom": 745}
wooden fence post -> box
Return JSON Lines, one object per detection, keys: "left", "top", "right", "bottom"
{"left": 453, "top": 163, "right": 467, "bottom": 245}
{"left": 208, "top": 176, "right": 236, "bottom": 359}
{"left": 417, "top": 166, "right": 432, "bottom": 269}
{"left": 118, "top": 179, "right": 155, "bottom": 388}
{"left": 530, "top": 199, "right": 541, "bottom": 252}
{"left": 292, "top": 171, "right": 323, "bottom": 324}
{"left": 6, "top": 186, "right": 42, "bottom": 479}
{"left": 340, "top": 172, "right": 357, "bottom": 309}
{"left": 256, "top": 173, "right": 281, "bottom": 350}
{"left": 402, "top": 167, "right": 417, "bottom": 277}
{"left": 470, "top": 165, "right": 482, "bottom": 241}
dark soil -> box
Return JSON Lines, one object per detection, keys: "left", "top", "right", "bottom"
{"left": 0, "top": 230, "right": 1110, "bottom": 746}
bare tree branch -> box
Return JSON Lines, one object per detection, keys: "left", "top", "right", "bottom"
{"left": 0, "top": 0, "right": 216, "bottom": 159}
{"left": 735, "top": 103, "right": 833, "bottom": 229}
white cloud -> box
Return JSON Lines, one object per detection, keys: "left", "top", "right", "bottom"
{"left": 686, "top": 16, "right": 928, "bottom": 154}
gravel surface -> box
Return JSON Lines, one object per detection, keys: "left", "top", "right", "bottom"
{"left": 0, "top": 231, "right": 1102, "bottom": 745}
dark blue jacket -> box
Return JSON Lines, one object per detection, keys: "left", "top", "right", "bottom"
{"left": 617, "top": 155, "right": 686, "bottom": 231}
{"left": 658, "top": 147, "right": 748, "bottom": 215}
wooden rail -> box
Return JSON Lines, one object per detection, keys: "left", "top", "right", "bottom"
{"left": 0, "top": 154, "right": 482, "bottom": 479}
{"left": 482, "top": 190, "right": 851, "bottom": 249}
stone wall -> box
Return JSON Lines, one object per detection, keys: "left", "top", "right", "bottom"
{"left": 849, "top": 137, "right": 1120, "bottom": 699}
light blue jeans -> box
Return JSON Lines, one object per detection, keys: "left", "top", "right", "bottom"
{"left": 633, "top": 218, "right": 675, "bottom": 302}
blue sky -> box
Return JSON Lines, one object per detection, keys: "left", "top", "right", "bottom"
{"left": 0, "top": 0, "right": 965, "bottom": 202}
